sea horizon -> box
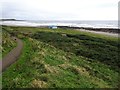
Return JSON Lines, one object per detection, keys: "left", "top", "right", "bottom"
{"left": 0, "top": 20, "right": 119, "bottom": 29}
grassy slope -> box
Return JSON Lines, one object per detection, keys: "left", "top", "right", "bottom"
{"left": 0, "top": 26, "right": 2, "bottom": 59}
{"left": 2, "top": 26, "right": 119, "bottom": 88}
{"left": 2, "top": 38, "right": 35, "bottom": 88}
{"left": 1, "top": 26, "right": 16, "bottom": 58}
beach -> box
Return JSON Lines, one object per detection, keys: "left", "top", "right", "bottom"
{"left": 77, "top": 29, "right": 118, "bottom": 37}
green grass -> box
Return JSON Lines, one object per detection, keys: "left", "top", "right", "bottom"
{"left": 2, "top": 38, "right": 35, "bottom": 88}
{"left": 0, "top": 27, "right": 2, "bottom": 60}
{"left": 32, "top": 31, "right": 119, "bottom": 72}
{"left": 9, "top": 26, "right": 118, "bottom": 41}
{"left": 2, "top": 27, "right": 17, "bottom": 58}
{"left": 2, "top": 25, "right": 120, "bottom": 88}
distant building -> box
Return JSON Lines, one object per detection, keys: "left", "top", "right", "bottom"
{"left": 49, "top": 25, "right": 57, "bottom": 29}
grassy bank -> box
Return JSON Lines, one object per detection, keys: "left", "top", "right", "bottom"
{"left": 1, "top": 26, "right": 16, "bottom": 58}
{"left": 2, "top": 38, "right": 35, "bottom": 88}
{"left": 2, "top": 26, "right": 119, "bottom": 88}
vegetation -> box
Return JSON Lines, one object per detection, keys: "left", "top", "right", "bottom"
{"left": 1, "top": 26, "right": 16, "bottom": 58}
{"left": 2, "top": 26, "right": 119, "bottom": 88}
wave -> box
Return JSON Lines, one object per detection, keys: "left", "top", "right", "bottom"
{"left": 0, "top": 20, "right": 118, "bottom": 29}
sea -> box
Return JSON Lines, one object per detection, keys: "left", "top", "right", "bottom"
{"left": 0, "top": 20, "right": 119, "bottom": 29}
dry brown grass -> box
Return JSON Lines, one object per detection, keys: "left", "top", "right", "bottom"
{"left": 72, "top": 66, "right": 90, "bottom": 75}
{"left": 31, "top": 79, "right": 48, "bottom": 88}
{"left": 44, "top": 64, "right": 59, "bottom": 74}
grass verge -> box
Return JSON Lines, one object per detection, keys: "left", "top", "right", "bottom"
{"left": 2, "top": 27, "right": 17, "bottom": 58}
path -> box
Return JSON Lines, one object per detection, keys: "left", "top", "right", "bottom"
{"left": 0, "top": 37, "right": 23, "bottom": 73}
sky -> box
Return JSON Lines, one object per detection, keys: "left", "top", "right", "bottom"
{"left": 0, "top": 0, "right": 119, "bottom": 20}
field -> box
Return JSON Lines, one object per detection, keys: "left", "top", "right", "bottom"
{"left": 2, "top": 25, "right": 120, "bottom": 88}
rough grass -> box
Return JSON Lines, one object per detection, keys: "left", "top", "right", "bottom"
{"left": 32, "top": 31, "right": 119, "bottom": 72}
{"left": 2, "top": 26, "right": 120, "bottom": 88}
{"left": 1, "top": 26, "right": 16, "bottom": 58}
{"left": 2, "top": 38, "right": 35, "bottom": 88}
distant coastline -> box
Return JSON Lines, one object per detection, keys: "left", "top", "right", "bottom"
{"left": 0, "top": 20, "right": 119, "bottom": 34}
{"left": 0, "top": 19, "right": 24, "bottom": 21}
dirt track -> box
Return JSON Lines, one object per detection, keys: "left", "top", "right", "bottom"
{"left": 0, "top": 37, "right": 23, "bottom": 72}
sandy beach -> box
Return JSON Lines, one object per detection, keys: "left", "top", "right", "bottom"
{"left": 77, "top": 29, "right": 118, "bottom": 37}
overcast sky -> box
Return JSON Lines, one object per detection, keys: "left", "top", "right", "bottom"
{"left": 0, "top": 0, "right": 119, "bottom": 20}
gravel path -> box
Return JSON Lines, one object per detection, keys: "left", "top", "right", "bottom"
{"left": 0, "top": 37, "right": 23, "bottom": 72}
